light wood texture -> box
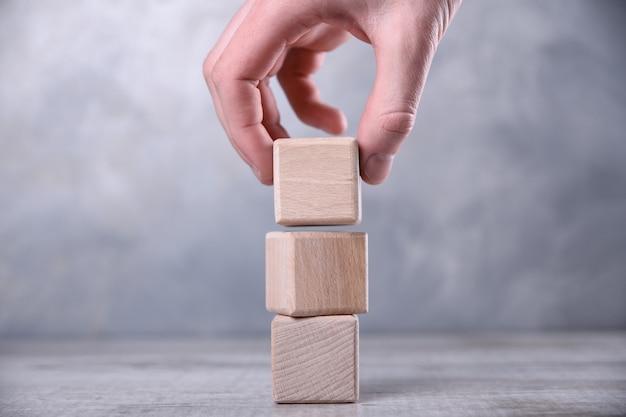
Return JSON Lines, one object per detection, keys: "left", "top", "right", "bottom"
{"left": 273, "top": 137, "right": 361, "bottom": 226}
{"left": 1, "top": 332, "right": 625, "bottom": 416}
{"left": 271, "top": 314, "right": 359, "bottom": 403}
{"left": 266, "top": 231, "right": 368, "bottom": 317}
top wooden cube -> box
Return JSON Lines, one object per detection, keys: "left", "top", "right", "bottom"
{"left": 273, "top": 137, "right": 361, "bottom": 226}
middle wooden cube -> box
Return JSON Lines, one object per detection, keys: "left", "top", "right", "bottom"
{"left": 266, "top": 231, "right": 368, "bottom": 317}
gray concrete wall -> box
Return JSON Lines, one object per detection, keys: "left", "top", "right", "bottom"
{"left": 1, "top": 0, "right": 625, "bottom": 337}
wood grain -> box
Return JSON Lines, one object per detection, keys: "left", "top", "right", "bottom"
{"left": 271, "top": 314, "right": 359, "bottom": 403}
{"left": 266, "top": 231, "right": 368, "bottom": 317}
{"left": 273, "top": 137, "right": 361, "bottom": 226}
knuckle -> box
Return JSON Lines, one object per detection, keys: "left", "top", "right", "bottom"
{"left": 203, "top": 52, "right": 227, "bottom": 88}
{"left": 202, "top": 52, "right": 215, "bottom": 78}
{"left": 379, "top": 109, "right": 416, "bottom": 137}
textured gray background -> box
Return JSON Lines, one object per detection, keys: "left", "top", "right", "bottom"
{"left": 1, "top": 0, "right": 625, "bottom": 338}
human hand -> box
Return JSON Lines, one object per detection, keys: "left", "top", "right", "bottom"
{"left": 204, "top": 0, "right": 461, "bottom": 185}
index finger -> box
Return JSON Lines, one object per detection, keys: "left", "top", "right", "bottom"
{"left": 209, "top": 1, "right": 327, "bottom": 184}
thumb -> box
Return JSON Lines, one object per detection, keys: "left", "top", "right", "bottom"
{"left": 357, "top": 28, "right": 438, "bottom": 185}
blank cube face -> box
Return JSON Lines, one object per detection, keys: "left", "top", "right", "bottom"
{"left": 273, "top": 137, "right": 361, "bottom": 226}
{"left": 266, "top": 231, "right": 368, "bottom": 317}
{"left": 271, "top": 315, "right": 359, "bottom": 403}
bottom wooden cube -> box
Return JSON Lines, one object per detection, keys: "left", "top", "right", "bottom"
{"left": 271, "top": 314, "right": 359, "bottom": 403}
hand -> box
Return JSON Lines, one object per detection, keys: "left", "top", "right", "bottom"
{"left": 204, "top": 0, "right": 461, "bottom": 185}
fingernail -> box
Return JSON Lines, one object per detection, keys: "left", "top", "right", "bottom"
{"left": 364, "top": 153, "right": 394, "bottom": 184}
{"left": 250, "top": 164, "right": 262, "bottom": 180}
{"left": 250, "top": 164, "right": 273, "bottom": 185}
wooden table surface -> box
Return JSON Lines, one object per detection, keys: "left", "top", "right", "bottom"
{"left": 1, "top": 332, "right": 625, "bottom": 416}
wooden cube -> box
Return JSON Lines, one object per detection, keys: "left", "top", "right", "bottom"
{"left": 271, "top": 314, "right": 359, "bottom": 403}
{"left": 266, "top": 231, "right": 368, "bottom": 317}
{"left": 273, "top": 137, "right": 361, "bottom": 226}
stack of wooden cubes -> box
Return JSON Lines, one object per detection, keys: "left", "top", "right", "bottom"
{"left": 266, "top": 137, "right": 368, "bottom": 403}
